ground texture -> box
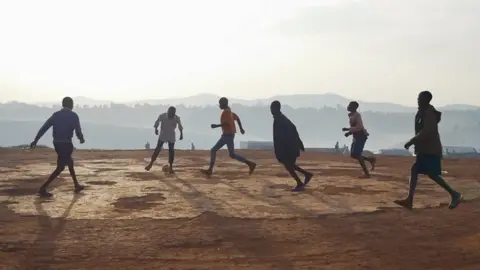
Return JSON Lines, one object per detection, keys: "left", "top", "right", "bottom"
{"left": 1, "top": 149, "right": 480, "bottom": 269}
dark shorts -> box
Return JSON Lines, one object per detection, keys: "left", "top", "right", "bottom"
{"left": 351, "top": 135, "right": 367, "bottom": 158}
{"left": 414, "top": 154, "right": 442, "bottom": 175}
{"left": 54, "top": 142, "right": 74, "bottom": 166}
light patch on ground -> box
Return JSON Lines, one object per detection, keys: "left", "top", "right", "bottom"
{"left": 1, "top": 155, "right": 479, "bottom": 220}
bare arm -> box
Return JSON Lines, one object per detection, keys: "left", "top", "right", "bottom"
{"left": 177, "top": 116, "right": 184, "bottom": 138}
{"left": 233, "top": 113, "right": 244, "bottom": 132}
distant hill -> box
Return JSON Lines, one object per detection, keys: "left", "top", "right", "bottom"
{"left": 1, "top": 103, "right": 480, "bottom": 151}
{"left": 27, "top": 93, "right": 479, "bottom": 113}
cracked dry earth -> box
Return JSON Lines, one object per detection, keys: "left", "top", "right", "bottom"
{"left": 1, "top": 148, "right": 480, "bottom": 269}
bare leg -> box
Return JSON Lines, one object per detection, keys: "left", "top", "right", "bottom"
{"left": 284, "top": 162, "right": 304, "bottom": 191}
{"left": 67, "top": 159, "right": 84, "bottom": 192}
{"left": 38, "top": 165, "right": 65, "bottom": 197}
{"left": 168, "top": 142, "right": 175, "bottom": 174}
{"left": 294, "top": 165, "right": 313, "bottom": 185}
{"left": 146, "top": 140, "right": 164, "bottom": 171}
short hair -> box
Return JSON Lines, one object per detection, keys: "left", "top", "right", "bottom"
{"left": 270, "top": 100, "right": 281, "bottom": 111}
{"left": 168, "top": 106, "right": 176, "bottom": 112}
{"left": 349, "top": 101, "right": 359, "bottom": 109}
{"left": 419, "top": 91, "right": 433, "bottom": 103}
{"left": 62, "top": 97, "right": 73, "bottom": 108}
{"left": 219, "top": 97, "right": 228, "bottom": 104}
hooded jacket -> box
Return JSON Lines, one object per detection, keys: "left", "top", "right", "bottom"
{"left": 409, "top": 104, "right": 443, "bottom": 156}
{"left": 273, "top": 112, "right": 304, "bottom": 163}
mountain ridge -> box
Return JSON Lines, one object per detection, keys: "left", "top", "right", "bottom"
{"left": 11, "top": 93, "right": 479, "bottom": 113}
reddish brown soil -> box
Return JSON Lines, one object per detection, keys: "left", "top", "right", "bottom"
{"left": 1, "top": 149, "right": 480, "bottom": 269}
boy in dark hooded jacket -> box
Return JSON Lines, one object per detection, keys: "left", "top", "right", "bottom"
{"left": 394, "top": 91, "right": 462, "bottom": 210}
{"left": 271, "top": 101, "right": 313, "bottom": 191}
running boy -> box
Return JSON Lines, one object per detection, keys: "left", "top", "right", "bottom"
{"left": 30, "top": 97, "right": 85, "bottom": 197}
{"left": 145, "top": 106, "right": 183, "bottom": 173}
{"left": 271, "top": 101, "right": 313, "bottom": 191}
{"left": 200, "top": 97, "right": 256, "bottom": 175}
{"left": 394, "top": 91, "right": 462, "bottom": 210}
{"left": 342, "top": 101, "right": 376, "bottom": 178}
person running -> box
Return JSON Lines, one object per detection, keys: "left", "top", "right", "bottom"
{"left": 29, "top": 97, "right": 85, "bottom": 197}
{"left": 394, "top": 91, "right": 463, "bottom": 210}
{"left": 145, "top": 106, "right": 183, "bottom": 173}
{"left": 271, "top": 101, "right": 313, "bottom": 191}
{"left": 342, "top": 101, "right": 376, "bottom": 178}
{"left": 200, "top": 97, "right": 256, "bottom": 176}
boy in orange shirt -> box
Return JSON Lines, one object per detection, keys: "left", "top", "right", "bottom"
{"left": 201, "top": 97, "right": 256, "bottom": 175}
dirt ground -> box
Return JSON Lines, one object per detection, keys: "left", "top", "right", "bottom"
{"left": 1, "top": 148, "right": 480, "bottom": 270}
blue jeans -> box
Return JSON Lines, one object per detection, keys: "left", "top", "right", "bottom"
{"left": 209, "top": 134, "right": 248, "bottom": 169}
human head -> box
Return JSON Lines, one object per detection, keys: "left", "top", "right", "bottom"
{"left": 62, "top": 97, "right": 74, "bottom": 109}
{"left": 167, "top": 106, "right": 176, "bottom": 118}
{"left": 270, "top": 100, "right": 281, "bottom": 115}
{"left": 417, "top": 90, "right": 432, "bottom": 108}
{"left": 219, "top": 97, "right": 228, "bottom": 109}
{"left": 347, "top": 101, "right": 359, "bottom": 112}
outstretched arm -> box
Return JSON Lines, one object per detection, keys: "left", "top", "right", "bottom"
{"left": 154, "top": 114, "right": 163, "bottom": 134}
{"left": 33, "top": 115, "right": 54, "bottom": 143}
{"left": 212, "top": 111, "right": 231, "bottom": 129}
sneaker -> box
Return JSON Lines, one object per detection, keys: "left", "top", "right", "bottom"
{"left": 248, "top": 162, "right": 256, "bottom": 175}
{"left": 304, "top": 173, "right": 313, "bottom": 186}
{"left": 37, "top": 190, "right": 53, "bottom": 198}
{"left": 74, "top": 185, "right": 85, "bottom": 193}
{"left": 449, "top": 193, "right": 463, "bottom": 209}
{"left": 394, "top": 199, "right": 413, "bottom": 210}
{"left": 291, "top": 184, "right": 305, "bottom": 192}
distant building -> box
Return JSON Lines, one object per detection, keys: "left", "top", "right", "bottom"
{"left": 239, "top": 141, "right": 274, "bottom": 150}
{"left": 375, "top": 148, "right": 412, "bottom": 157}
{"left": 443, "top": 146, "right": 479, "bottom": 158}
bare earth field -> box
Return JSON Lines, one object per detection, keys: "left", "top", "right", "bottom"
{"left": 1, "top": 149, "right": 480, "bottom": 270}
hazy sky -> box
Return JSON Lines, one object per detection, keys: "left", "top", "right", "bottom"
{"left": 0, "top": 0, "right": 479, "bottom": 106}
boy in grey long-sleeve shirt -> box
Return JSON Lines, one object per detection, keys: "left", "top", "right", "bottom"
{"left": 30, "top": 97, "right": 85, "bottom": 197}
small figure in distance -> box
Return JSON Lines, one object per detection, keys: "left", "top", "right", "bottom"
{"left": 394, "top": 90, "right": 462, "bottom": 210}
{"left": 30, "top": 96, "right": 85, "bottom": 198}
{"left": 270, "top": 100, "right": 313, "bottom": 192}
{"left": 342, "top": 101, "right": 376, "bottom": 178}
{"left": 200, "top": 97, "right": 256, "bottom": 176}
{"left": 145, "top": 106, "right": 183, "bottom": 174}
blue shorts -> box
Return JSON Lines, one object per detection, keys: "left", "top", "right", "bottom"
{"left": 54, "top": 142, "right": 74, "bottom": 166}
{"left": 350, "top": 135, "right": 367, "bottom": 158}
{"left": 414, "top": 154, "right": 442, "bottom": 175}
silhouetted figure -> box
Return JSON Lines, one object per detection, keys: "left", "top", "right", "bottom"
{"left": 271, "top": 101, "right": 313, "bottom": 192}
{"left": 395, "top": 91, "right": 462, "bottom": 210}
{"left": 334, "top": 141, "right": 340, "bottom": 153}
{"left": 145, "top": 106, "right": 183, "bottom": 173}
{"left": 145, "top": 141, "right": 150, "bottom": 150}
{"left": 30, "top": 97, "right": 85, "bottom": 197}
{"left": 191, "top": 142, "right": 195, "bottom": 151}
{"left": 342, "top": 101, "right": 376, "bottom": 178}
{"left": 200, "top": 97, "right": 256, "bottom": 176}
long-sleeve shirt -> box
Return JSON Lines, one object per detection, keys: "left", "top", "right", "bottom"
{"left": 34, "top": 108, "right": 84, "bottom": 143}
{"left": 409, "top": 105, "right": 443, "bottom": 156}
{"left": 273, "top": 112, "right": 304, "bottom": 162}
{"left": 348, "top": 111, "right": 369, "bottom": 136}
{"left": 154, "top": 113, "right": 183, "bottom": 142}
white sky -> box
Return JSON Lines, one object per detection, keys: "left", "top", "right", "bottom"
{"left": 0, "top": 0, "right": 479, "bottom": 106}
